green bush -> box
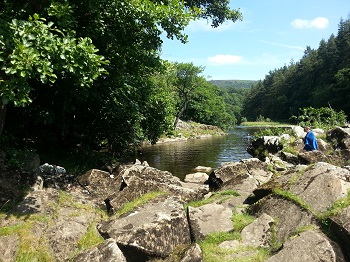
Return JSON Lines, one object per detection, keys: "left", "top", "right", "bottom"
{"left": 290, "top": 107, "right": 347, "bottom": 130}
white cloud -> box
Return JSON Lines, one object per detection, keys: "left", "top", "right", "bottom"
{"left": 291, "top": 17, "right": 329, "bottom": 29}
{"left": 207, "top": 55, "right": 243, "bottom": 65}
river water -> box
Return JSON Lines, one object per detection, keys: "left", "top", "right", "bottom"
{"left": 136, "top": 126, "right": 262, "bottom": 181}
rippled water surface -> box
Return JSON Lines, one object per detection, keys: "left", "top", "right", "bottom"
{"left": 136, "top": 126, "right": 262, "bottom": 180}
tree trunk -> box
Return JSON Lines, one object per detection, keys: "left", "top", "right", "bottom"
{"left": 174, "top": 100, "right": 188, "bottom": 129}
{"left": 0, "top": 99, "right": 6, "bottom": 136}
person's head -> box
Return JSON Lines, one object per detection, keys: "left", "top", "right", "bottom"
{"left": 304, "top": 126, "right": 310, "bottom": 133}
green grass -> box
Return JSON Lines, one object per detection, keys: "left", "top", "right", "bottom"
{"left": 318, "top": 190, "right": 350, "bottom": 219}
{"left": 114, "top": 191, "right": 167, "bottom": 218}
{"left": 185, "top": 190, "right": 240, "bottom": 209}
{"left": 0, "top": 215, "right": 54, "bottom": 262}
{"left": 200, "top": 232, "right": 269, "bottom": 262}
{"left": 232, "top": 212, "right": 255, "bottom": 232}
{"left": 273, "top": 189, "right": 313, "bottom": 212}
{"left": 240, "top": 121, "right": 292, "bottom": 127}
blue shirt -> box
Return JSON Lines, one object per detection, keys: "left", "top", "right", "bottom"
{"left": 303, "top": 130, "right": 318, "bottom": 151}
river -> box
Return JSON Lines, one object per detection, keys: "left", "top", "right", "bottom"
{"left": 136, "top": 126, "right": 262, "bottom": 181}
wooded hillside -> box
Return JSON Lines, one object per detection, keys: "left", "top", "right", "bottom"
{"left": 242, "top": 17, "right": 350, "bottom": 122}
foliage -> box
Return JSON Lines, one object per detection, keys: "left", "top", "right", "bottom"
{"left": 0, "top": 13, "right": 107, "bottom": 107}
{"left": 252, "top": 127, "right": 292, "bottom": 138}
{"left": 1, "top": 0, "right": 242, "bottom": 155}
{"left": 240, "top": 121, "right": 291, "bottom": 127}
{"left": 182, "top": 79, "right": 237, "bottom": 129}
{"left": 290, "top": 106, "right": 347, "bottom": 129}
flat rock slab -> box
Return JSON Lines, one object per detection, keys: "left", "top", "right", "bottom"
{"left": 97, "top": 195, "right": 190, "bottom": 260}
{"left": 187, "top": 202, "right": 233, "bottom": 241}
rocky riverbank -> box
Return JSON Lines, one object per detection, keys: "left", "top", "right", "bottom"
{"left": 154, "top": 120, "right": 226, "bottom": 144}
{"left": 1, "top": 125, "right": 350, "bottom": 261}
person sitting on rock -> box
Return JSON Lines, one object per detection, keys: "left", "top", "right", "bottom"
{"left": 303, "top": 126, "right": 318, "bottom": 151}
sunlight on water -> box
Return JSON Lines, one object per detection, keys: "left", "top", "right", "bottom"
{"left": 137, "top": 126, "right": 261, "bottom": 180}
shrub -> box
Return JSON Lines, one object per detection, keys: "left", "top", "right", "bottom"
{"left": 290, "top": 107, "right": 347, "bottom": 130}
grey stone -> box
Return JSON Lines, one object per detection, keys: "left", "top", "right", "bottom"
{"left": 267, "top": 230, "right": 345, "bottom": 262}
{"left": 0, "top": 235, "right": 20, "bottom": 262}
{"left": 73, "top": 238, "right": 126, "bottom": 262}
{"left": 187, "top": 203, "right": 233, "bottom": 241}
{"left": 97, "top": 195, "right": 191, "bottom": 260}
{"left": 241, "top": 213, "right": 274, "bottom": 247}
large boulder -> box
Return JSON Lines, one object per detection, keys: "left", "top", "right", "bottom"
{"left": 77, "top": 169, "right": 120, "bottom": 208}
{"left": 5, "top": 187, "right": 101, "bottom": 261}
{"left": 240, "top": 213, "right": 275, "bottom": 248}
{"left": 97, "top": 195, "right": 190, "bottom": 261}
{"left": 207, "top": 158, "right": 272, "bottom": 190}
{"left": 297, "top": 150, "right": 329, "bottom": 164}
{"left": 247, "top": 136, "right": 283, "bottom": 160}
{"left": 253, "top": 162, "right": 350, "bottom": 213}
{"left": 107, "top": 164, "right": 208, "bottom": 212}
{"left": 329, "top": 205, "right": 350, "bottom": 261}
{"left": 327, "top": 126, "right": 350, "bottom": 150}
{"left": 74, "top": 238, "right": 126, "bottom": 262}
{"left": 248, "top": 194, "right": 318, "bottom": 242}
{"left": 187, "top": 203, "right": 233, "bottom": 242}
{"left": 267, "top": 230, "right": 345, "bottom": 262}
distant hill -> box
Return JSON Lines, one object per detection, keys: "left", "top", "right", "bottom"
{"left": 209, "top": 80, "right": 257, "bottom": 89}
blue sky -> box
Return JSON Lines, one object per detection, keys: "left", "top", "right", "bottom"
{"left": 160, "top": 0, "right": 350, "bottom": 80}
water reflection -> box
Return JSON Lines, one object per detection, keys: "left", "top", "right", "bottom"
{"left": 136, "top": 126, "right": 262, "bottom": 180}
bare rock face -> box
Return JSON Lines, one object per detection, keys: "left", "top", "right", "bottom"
{"left": 184, "top": 172, "right": 209, "bottom": 183}
{"left": 73, "top": 238, "right": 126, "bottom": 262}
{"left": 97, "top": 195, "right": 190, "bottom": 262}
{"left": 280, "top": 151, "right": 299, "bottom": 165}
{"left": 187, "top": 203, "right": 233, "bottom": 242}
{"left": 267, "top": 230, "right": 345, "bottom": 262}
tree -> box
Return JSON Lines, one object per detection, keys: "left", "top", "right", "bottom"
{"left": 173, "top": 62, "right": 204, "bottom": 128}
{"left": 183, "top": 79, "right": 236, "bottom": 129}
{"left": 1, "top": 0, "right": 242, "bottom": 154}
